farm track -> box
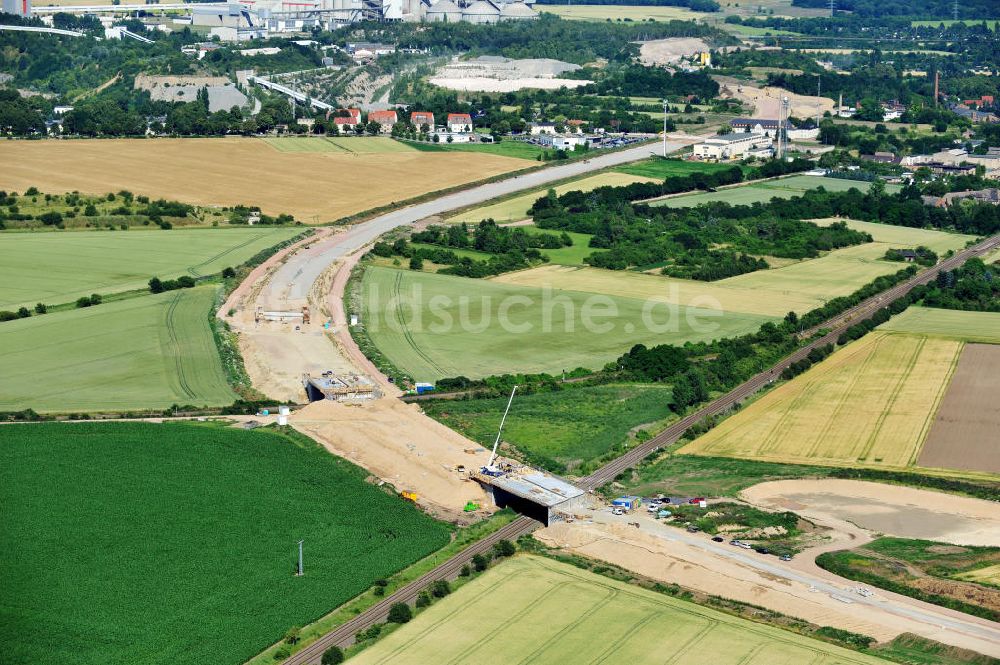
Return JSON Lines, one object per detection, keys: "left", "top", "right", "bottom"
{"left": 282, "top": 232, "right": 1000, "bottom": 663}
{"left": 164, "top": 291, "right": 196, "bottom": 400}
{"left": 186, "top": 233, "right": 264, "bottom": 277}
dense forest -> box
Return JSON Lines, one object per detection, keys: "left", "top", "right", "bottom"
{"left": 791, "top": 0, "right": 1000, "bottom": 19}
{"left": 340, "top": 15, "right": 730, "bottom": 65}
{"left": 923, "top": 258, "right": 1000, "bottom": 311}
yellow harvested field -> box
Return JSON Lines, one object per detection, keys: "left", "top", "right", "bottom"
{"left": 681, "top": 333, "right": 964, "bottom": 471}
{"left": 446, "top": 172, "right": 657, "bottom": 225}
{"left": 812, "top": 218, "right": 975, "bottom": 255}
{"left": 491, "top": 264, "right": 815, "bottom": 317}
{"left": 539, "top": 4, "right": 706, "bottom": 21}
{"left": 955, "top": 565, "right": 1000, "bottom": 587}
{"left": 0, "top": 138, "right": 530, "bottom": 224}
{"left": 491, "top": 222, "right": 974, "bottom": 318}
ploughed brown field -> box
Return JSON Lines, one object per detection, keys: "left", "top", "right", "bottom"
{"left": 919, "top": 343, "right": 1000, "bottom": 475}
{"left": 0, "top": 138, "right": 530, "bottom": 223}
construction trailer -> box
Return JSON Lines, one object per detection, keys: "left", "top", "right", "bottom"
{"left": 611, "top": 496, "right": 642, "bottom": 512}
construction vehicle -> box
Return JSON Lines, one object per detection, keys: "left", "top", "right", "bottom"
{"left": 401, "top": 491, "right": 418, "bottom": 503}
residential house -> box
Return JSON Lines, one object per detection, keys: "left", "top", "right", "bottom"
{"left": 941, "top": 188, "right": 1000, "bottom": 206}
{"left": 410, "top": 111, "right": 434, "bottom": 130}
{"left": 860, "top": 151, "right": 896, "bottom": 164}
{"left": 332, "top": 109, "right": 361, "bottom": 132}
{"left": 446, "top": 113, "right": 473, "bottom": 133}
{"left": 368, "top": 109, "right": 398, "bottom": 129}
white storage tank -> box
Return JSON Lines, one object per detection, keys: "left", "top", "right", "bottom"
{"left": 499, "top": 1, "right": 536, "bottom": 20}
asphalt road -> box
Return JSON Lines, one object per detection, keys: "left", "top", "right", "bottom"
{"left": 264, "top": 141, "right": 691, "bottom": 304}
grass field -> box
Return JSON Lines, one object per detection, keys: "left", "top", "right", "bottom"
{"left": 360, "top": 266, "right": 771, "bottom": 381}
{"left": 532, "top": 229, "right": 597, "bottom": 266}
{"left": 0, "top": 138, "right": 530, "bottom": 223}
{"left": 446, "top": 172, "right": 656, "bottom": 225}
{"left": 350, "top": 555, "right": 891, "bottom": 665}
{"left": 492, "top": 264, "right": 821, "bottom": 317}
{"left": 422, "top": 384, "right": 674, "bottom": 472}
{"left": 0, "top": 227, "right": 300, "bottom": 309}
{"left": 0, "top": 286, "right": 237, "bottom": 412}
{"left": 492, "top": 215, "right": 974, "bottom": 317}
{"left": 538, "top": 4, "right": 707, "bottom": 21}
{"left": 0, "top": 421, "right": 450, "bottom": 665}
{"left": 880, "top": 307, "right": 1000, "bottom": 344}
{"left": 409, "top": 139, "right": 554, "bottom": 161}
{"left": 615, "top": 158, "right": 736, "bottom": 179}
{"left": 652, "top": 176, "right": 900, "bottom": 208}
{"left": 680, "top": 332, "right": 964, "bottom": 472}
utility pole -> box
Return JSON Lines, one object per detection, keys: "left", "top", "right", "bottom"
{"left": 952, "top": 0, "right": 958, "bottom": 21}
{"left": 828, "top": 0, "right": 835, "bottom": 17}
{"left": 662, "top": 98, "right": 669, "bottom": 157}
{"left": 296, "top": 540, "right": 304, "bottom": 576}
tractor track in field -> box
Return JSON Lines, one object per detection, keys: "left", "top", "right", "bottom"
{"left": 280, "top": 232, "right": 1000, "bottom": 663}
{"left": 186, "top": 233, "right": 264, "bottom": 277}
{"left": 164, "top": 291, "right": 196, "bottom": 400}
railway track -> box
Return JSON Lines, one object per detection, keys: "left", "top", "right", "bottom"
{"left": 279, "top": 232, "right": 1000, "bottom": 664}
{"left": 580, "top": 233, "right": 1000, "bottom": 490}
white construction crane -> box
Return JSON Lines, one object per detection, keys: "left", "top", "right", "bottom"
{"left": 482, "top": 385, "right": 517, "bottom": 475}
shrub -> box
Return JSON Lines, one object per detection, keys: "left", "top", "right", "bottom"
{"left": 273, "top": 646, "right": 290, "bottom": 660}
{"left": 321, "top": 646, "right": 345, "bottom": 664}
{"left": 492, "top": 539, "right": 516, "bottom": 558}
{"left": 472, "top": 553, "right": 490, "bottom": 572}
{"left": 283, "top": 626, "right": 301, "bottom": 644}
{"left": 34, "top": 303, "right": 46, "bottom": 314}
{"left": 76, "top": 296, "right": 93, "bottom": 308}
{"left": 430, "top": 579, "right": 451, "bottom": 598}
{"left": 415, "top": 590, "right": 432, "bottom": 608}
{"left": 387, "top": 602, "right": 412, "bottom": 624}
{"left": 149, "top": 277, "right": 164, "bottom": 294}
{"left": 24, "top": 186, "right": 39, "bottom": 196}
{"left": 409, "top": 256, "right": 423, "bottom": 271}
{"left": 16, "top": 307, "right": 30, "bottom": 319}
{"left": 0, "top": 311, "right": 17, "bottom": 322}
{"left": 459, "top": 564, "right": 472, "bottom": 577}
{"left": 222, "top": 266, "right": 236, "bottom": 278}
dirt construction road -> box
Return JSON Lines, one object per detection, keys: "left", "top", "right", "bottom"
{"left": 539, "top": 481, "right": 1000, "bottom": 657}
{"left": 221, "top": 140, "right": 686, "bottom": 510}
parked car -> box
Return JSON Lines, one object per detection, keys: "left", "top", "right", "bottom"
{"left": 730, "top": 539, "right": 742, "bottom": 546}
{"left": 755, "top": 546, "right": 770, "bottom": 555}
{"left": 688, "top": 497, "right": 706, "bottom": 504}
{"left": 780, "top": 554, "right": 793, "bottom": 561}
{"left": 711, "top": 536, "right": 724, "bottom": 542}
{"left": 686, "top": 524, "right": 700, "bottom": 533}
{"left": 612, "top": 507, "right": 624, "bottom": 516}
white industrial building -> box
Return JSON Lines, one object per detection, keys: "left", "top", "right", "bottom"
{"left": 693, "top": 133, "right": 773, "bottom": 161}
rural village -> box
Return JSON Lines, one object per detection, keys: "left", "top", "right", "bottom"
{"left": 2, "top": 0, "right": 1000, "bottom": 664}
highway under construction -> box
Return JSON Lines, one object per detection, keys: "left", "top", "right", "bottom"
{"left": 279, "top": 228, "right": 1000, "bottom": 664}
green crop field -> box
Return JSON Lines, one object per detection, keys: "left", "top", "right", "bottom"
{"left": 360, "top": 266, "right": 771, "bottom": 381}
{"left": 350, "top": 555, "right": 891, "bottom": 665}
{"left": 616, "top": 158, "right": 735, "bottom": 180}
{"left": 0, "top": 227, "right": 300, "bottom": 310}
{"left": 446, "top": 172, "right": 655, "bottom": 225}
{"left": 652, "top": 175, "right": 900, "bottom": 208}
{"left": 0, "top": 421, "right": 451, "bottom": 665}
{"left": 0, "top": 286, "right": 236, "bottom": 412}
{"left": 879, "top": 307, "right": 1000, "bottom": 344}
{"left": 423, "top": 384, "right": 674, "bottom": 472}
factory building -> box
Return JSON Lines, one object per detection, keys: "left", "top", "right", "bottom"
{"left": 1, "top": 0, "right": 31, "bottom": 16}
